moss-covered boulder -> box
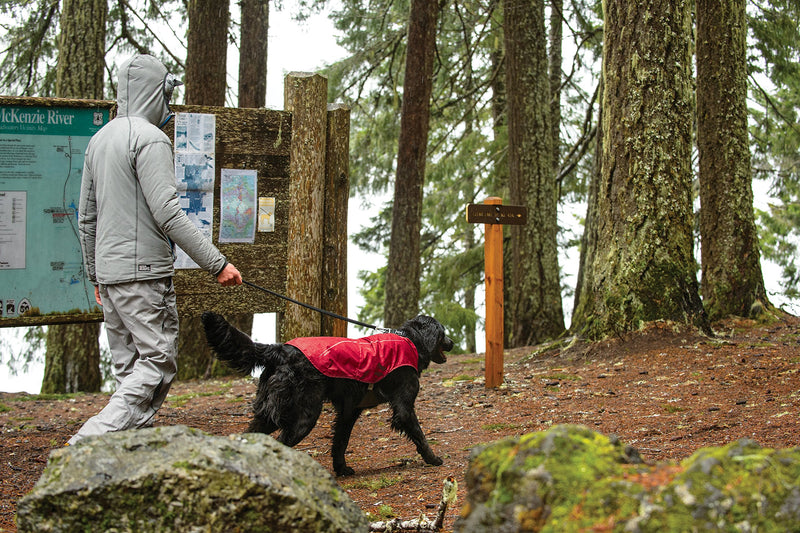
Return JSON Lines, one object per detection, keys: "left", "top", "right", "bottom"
{"left": 455, "top": 424, "right": 800, "bottom": 532}
{"left": 17, "top": 425, "right": 368, "bottom": 532}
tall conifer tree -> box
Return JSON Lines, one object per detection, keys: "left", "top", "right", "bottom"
{"left": 697, "top": 0, "right": 769, "bottom": 320}
{"left": 383, "top": 0, "right": 439, "bottom": 327}
{"left": 503, "top": 0, "right": 564, "bottom": 345}
{"left": 572, "top": 0, "right": 706, "bottom": 338}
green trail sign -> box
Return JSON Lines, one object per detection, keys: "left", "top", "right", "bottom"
{"left": 0, "top": 98, "right": 112, "bottom": 326}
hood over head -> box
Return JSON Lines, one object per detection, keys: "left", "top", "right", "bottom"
{"left": 116, "top": 54, "right": 182, "bottom": 128}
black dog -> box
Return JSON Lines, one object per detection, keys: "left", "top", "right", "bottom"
{"left": 201, "top": 312, "right": 454, "bottom": 476}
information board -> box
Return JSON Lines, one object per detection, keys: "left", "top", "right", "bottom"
{"left": 0, "top": 95, "right": 336, "bottom": 329}
{"left": 0, "top": 98, "right": 111, "bottom": 325}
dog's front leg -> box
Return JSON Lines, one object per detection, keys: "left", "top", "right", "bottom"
{"left": 331, "top": 403, "right": 363, "bottom": 476}
{"left": 390, "top": 402, "right": 443, "bottom": 467}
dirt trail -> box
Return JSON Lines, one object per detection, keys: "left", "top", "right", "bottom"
{"left": 2, "top": 316, "right": 799, "bottom": 532}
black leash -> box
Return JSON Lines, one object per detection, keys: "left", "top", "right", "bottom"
{"left": 242, "top": 279, "right": 396, "bottom": 334}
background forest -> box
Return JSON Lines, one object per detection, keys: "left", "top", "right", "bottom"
{"left": 1, "top": 0, "right": 799, "bottom": 393}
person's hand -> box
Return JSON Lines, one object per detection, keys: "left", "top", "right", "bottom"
{"left": 217, "top": 263, "right": 242, "bottom": 287}
{"left": 94, "top": 285, "right": 102, "bottom": 306}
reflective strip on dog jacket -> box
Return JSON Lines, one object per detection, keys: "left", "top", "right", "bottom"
{"left": 286, "top": 333, "right": 418, "bottom": 383}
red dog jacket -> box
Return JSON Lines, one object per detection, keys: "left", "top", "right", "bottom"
{"left": 286, "top": 333, "right": 418, "bottom": 383}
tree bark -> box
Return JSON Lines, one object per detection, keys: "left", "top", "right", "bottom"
{"left": 488, "top": 3, "right": 513, "bottom": 347}
{"left": 283, "top": 72, "right": 328, "bottom": 340}
{"left": 549, "top": 0, "right": 563, "bottom": 181}
{"left": 41, "top": 0, "right": 107, "bottom": 394}
{"left": 572, "top": 78, "right": 603, "bottom": 326}
{"left": 238, "top": 0, "right": 269, "bottom": 108}
{"left": 503, "top": 0, "right": 564, "bottom": 346}
{"left": 383, "top": 0, "right": 439, "bottom": 328}
{"left": 41, "top": 324, "right": 101, "bottom": 394}
{"left": 185, "top": 0, "right": 230, "bottom": 106}
{"left": 572, "top": 0, "right": 706, "bottom": 338}
{"left": 56, "top": 0, "right": 106, "bottom": 100}
{"left": 321, "top": 104, "right": 351, "bottom": 338}
{"left": 697, "top": 0, "right": 769, "bottom": 320}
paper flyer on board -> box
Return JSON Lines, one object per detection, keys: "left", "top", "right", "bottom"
{"left": 219, "top": 169, "right": 257, "bottom": 243}
{"left": 173, "top": 113, "right": 216, "bottom": 269}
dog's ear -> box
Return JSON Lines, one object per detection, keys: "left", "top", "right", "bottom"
{"left": 405, "top": 315, "right": 444, "bottom": 356}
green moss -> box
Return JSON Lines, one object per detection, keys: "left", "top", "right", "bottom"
{"left": 15, "top": 392, "right": 84, "bottom": 402}
{"left": 482, "top": 422, "right": 522, "bottom": 432}
{"left": 468, "top": 425, "right": 637, "bottom": 524}
{"left": 445, "top": 374, "right": 476, "bottom": 383}
{"left": 651, "top": 439, "right": 800, "bottom": 530}
{"left": 341, "top": 473, "right": 403, "bottom": 491}
{"left": 463, "top": 426, "right": 800, "bottom": 531}
{"left": 551, "top": 479, "right": 645, "bottom": 531}
{"left": 376, "top": 504, "right": 395, "bottom": 519}
{"left": 541, "top": 373, "right": 582, "bottom": 382}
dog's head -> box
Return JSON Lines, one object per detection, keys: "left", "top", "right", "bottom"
{"left": 397, "top": 315, "right": 454, "bottom": 369}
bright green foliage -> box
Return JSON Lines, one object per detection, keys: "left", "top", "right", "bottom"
{"left": 327, "top": 0, "right": 503, "bottom": 346}
{"left": 0, "top": 0, "right": 187, "bottom": 99}
{"left": 0, "top": 0, "right": 61, "bottom": 96}
{"left": 326, "top": 0, "right": 603, "bottom": 347}
{"left": 748, "top": 0, "right": 800, "bottom": 302}
{"left": 4, "top": 0, "right": 800, "bottom": 350}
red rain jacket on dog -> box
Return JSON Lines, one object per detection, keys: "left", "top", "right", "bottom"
{"left": 286, "top": 334, "right": 418, "bottom": 383}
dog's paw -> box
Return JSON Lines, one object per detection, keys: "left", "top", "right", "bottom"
{"left": 425, "top": 455, "right": 443, "bottom": 466}
{"left": 335, "top": 466, "right": 355, "bottom": 477}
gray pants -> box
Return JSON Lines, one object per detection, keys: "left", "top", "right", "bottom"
{"left": 68, "top": 278, "right": 178, "bottom": 445}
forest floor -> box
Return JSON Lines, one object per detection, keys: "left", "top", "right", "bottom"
{"left": 2, "top": 315, "right": 800, "bottom": 532}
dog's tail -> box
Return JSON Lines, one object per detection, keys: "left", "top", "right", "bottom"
{"left": 201, "top": 311, "right": 283, "bottom": 374}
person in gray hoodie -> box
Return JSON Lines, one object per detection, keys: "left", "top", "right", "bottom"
{"left": 69, "top": 54, "right": 242, "bottom": 445}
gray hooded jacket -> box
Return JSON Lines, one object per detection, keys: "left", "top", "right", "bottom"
{"left": 79, "top": 54, "right": 226, "bottom": 285}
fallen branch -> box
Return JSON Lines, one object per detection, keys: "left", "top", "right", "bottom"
{"left": 431, "top": 426, "right": 463, "bottom": 434}
{"left": 369, "top": 476, "right": 458, "bottom": 532}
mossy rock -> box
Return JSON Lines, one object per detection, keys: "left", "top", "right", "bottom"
{"left": 455, "top": 424, "right": 800, "bottom": 532}
{"left": 17, "top": 425, "right": 368, "bottom": 532}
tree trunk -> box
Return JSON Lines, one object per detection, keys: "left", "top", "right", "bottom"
{"left": 549, "top": 0, "right": 563, "bottom": 181}
{"left": 238, "top": 0, "right": 269, "bottom": 108}
{"left": 321, "top": 104, "right": 351, "bottom": 338}
{"left": 41, "top": 0, "right": 107, "bottom": 394}
{"left": 185, "top": 0, "right": 230, "bottom": 106}
{"left": 572, "top": 0, "right": 706, "bottom": 339}
{"left": 572, "top": 78, "right": 603, "bottom": 326}
{"left": 697, "top": 0, "right": 769, "bottom": 320}
{"left": 283, "top": 72, "right": 328, "bottom": 340}
{"left": 41, "top": 324, "right": 102, "bottom": 394}
{"left": 503, "top": 0, "right": 564, "bottom": 346}
{"left": 56, "top": 0, "right": 105, "bottom": 100}
{"left": 383, "top": 0, "right": 439, "bottom": 328}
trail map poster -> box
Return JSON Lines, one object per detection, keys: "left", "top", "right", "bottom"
{"left": 0, "top": 102, "right": 109, "bottom": 323}
{"left": 219, "top": 168, "right": 257, "bottom": 243}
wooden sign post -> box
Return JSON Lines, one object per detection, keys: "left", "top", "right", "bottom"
{"left": 466, "top": 197, "right": 527, "bottom": 388}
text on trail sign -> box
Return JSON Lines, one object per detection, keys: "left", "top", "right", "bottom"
{"left": 465, "top": 203, "right": 527, "bottom": 225}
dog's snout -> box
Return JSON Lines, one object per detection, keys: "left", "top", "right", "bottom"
{"left": 443, "top": 336, "right": 454, "bottom": 352}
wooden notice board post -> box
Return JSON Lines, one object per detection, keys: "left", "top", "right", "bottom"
{"left": 466, "top": 197, "right": 527, "bottom": 388}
